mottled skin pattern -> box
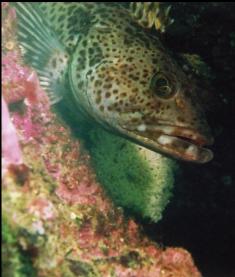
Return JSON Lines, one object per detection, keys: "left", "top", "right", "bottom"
{"left": 14, "top": 3, "right": 213, "bottom": 163}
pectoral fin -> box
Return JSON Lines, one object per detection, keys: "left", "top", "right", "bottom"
{"left": 12, "top": 2, "right": 69, "bottom": 104}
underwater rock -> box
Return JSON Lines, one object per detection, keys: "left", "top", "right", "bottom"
{"left": 1, "top": 55, "right": 201, "bottom": 277}
{"left": 2, "top": 84, "right": 201, "bottom": 275}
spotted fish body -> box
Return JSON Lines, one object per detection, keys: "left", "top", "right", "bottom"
{"left": 12, "top": 3, "right": 213, "bottom": 163}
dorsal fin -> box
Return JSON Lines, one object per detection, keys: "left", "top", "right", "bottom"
{"left": 129, "top": 2, "right": 174, "bottom": 33}
{"left": 12, "top": 2, "right": 69, "bottom": 104}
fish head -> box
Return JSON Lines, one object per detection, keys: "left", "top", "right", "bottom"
{"left": 84, "top": 24, "right": 213, "bottom": 163}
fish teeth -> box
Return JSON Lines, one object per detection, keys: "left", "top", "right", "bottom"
{"left": 185, "top": 144, "right": 198, "bottom": 155}
{"left": 146, "top": 125, "right": 175, "bottom": 134}
{"left": 137, "top": 124, "right": 146, "bottom": 132}
{"left": 157, "top": 134, "right": 173, "bottom": 145}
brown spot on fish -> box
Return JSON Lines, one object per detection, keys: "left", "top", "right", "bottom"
{"left": 52, "top": 58, "right": 57, "bottom": 68}
{"left": 96, "top": 96, "right": 101, "bottom": 104}
{"left": 105, "top": 92, "right": 111, "bottom": 98}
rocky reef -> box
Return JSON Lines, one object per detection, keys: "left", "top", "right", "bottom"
{"left": 2, "top": 53, "right": 201, "bottom": 276}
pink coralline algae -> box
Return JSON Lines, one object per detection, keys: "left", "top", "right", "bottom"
{"left": 28, "top": 198, "right": 56, "bottom": 221}
{"left": 2, "top": 2, "right": 9, "bottom": 8}
{"left": 5, "top": 69, "right": 49, "bottom": 142}
{"left": 159, "top": 248, "right": 201, "bottom": 277}
{"left": 2, "top": 97, "right": 23, "bottom": 173}
{"left": 2, "top": 49, "right": 49, "bottom": 143}
{"left": 56, "top": 181, "right": 100, "bottom": 205}
{"left": 2, "top": 51, "right": 33, "bottom": 104}
{"left": 2, "top": 49, "right": 50, "bottom": 176}
{"left": 55, "top": 162, "right": 100, "bottom": 205}
{"left": 31, "top": 220, "right": 45, "bottom": 235}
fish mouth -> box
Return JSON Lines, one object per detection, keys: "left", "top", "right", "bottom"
{"left": 119, "top": 124, "right": 214, "bottom": 163}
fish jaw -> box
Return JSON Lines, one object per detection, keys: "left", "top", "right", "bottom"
{"left": 117, "top": 123, "right": 214, "bottom": 163}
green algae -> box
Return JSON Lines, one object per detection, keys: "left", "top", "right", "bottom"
{"left": 67, "top": 260, "right": 100, "bottom": 277}
{"left": 87, "top": 127, "right": 177, "bottom": 222}
{"left": 2, "top": 217, "right": 36, "bottom": 277}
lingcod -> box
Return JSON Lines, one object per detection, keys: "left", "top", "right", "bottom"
{"left": 11, "top": 2, "right": 214, "bottom": 163}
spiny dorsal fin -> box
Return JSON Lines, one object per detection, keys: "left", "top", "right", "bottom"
{"left": 12, "top": 2, "right": 69, "bottom": 104}
{"left": 129, "top": 2, "right": 174, "bottom": 33}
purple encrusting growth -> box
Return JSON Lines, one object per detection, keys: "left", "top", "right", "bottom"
{"left": 2, "top": 97, "right": 22, "bottom": 173}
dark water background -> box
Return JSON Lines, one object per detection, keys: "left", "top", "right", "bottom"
{"left": 134, "top": 3, "right": 235, "bottom": 277}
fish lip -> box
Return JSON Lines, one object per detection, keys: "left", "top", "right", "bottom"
{"left": 119, "top": 123, "right": 214, "bottom": 163}
{"left": 147, "top": 124, "right": 214, "bottom": 147}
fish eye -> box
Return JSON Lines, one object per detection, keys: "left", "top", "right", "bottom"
{"left": 151, "top": 74, "right": 175, "bottom": 99}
